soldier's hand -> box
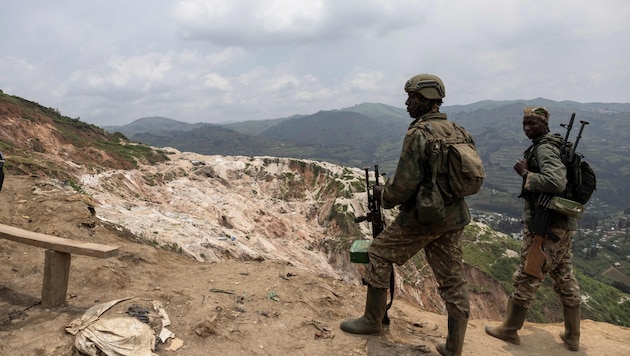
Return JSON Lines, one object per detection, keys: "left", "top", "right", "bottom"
{"left": 373, "top": 185, "right": 384, "bottom": 201}
{"left": 513, "top": 159, "right": 529, "bottom": 177}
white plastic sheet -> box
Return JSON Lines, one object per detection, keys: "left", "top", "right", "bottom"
{"left": 65, "top": 297, "right": 157, "bottom": 356}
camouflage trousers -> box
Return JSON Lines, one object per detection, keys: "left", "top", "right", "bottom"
{"left": 511, "top": 225, "right": 581, "bottom": 309}
{"left": 365, "top": 220, "right": 470, "bottom": 318}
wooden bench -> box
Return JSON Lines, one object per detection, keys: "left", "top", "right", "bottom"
{"left": 0, "top": 223, "right": 119, "bottom": 308}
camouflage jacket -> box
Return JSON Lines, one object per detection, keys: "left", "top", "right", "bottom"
{"left": 381, "top": 112, "right": 471, "bottom": 234}
{"left": 521, "top": 133, "right": 577, "bottom": 230}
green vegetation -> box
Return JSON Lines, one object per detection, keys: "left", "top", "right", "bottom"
{"left": 161, "top": 242, "right": 184, "bottom": 254}
{"left": 462, "top": 223, "right": 630, "bottom": 326}
{"left": 462, "top": 224, "right": 521, "bottom": 291}
{"left": 576, "top": 269, "right": 630, "bottom": 326}
{"left": 68, "top": 179, "right": 87, "bottom": 195}
{"left": 318, "top": 199, "right": 363, "bottom": 256}
{"left": 0, "top": 92, "right": 169, "bottom": 177}
{"left": 327, "top": 201, "right": 361, "bottom": 238}
{"left": 267, "top": 291, "right": 280, "bottom": 301}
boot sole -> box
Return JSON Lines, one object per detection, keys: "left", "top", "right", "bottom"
{"left": 560, "top": 333, "right": 579, "bottom": 351}
{"left": 339, "top": 327, "right": 382, "bottom": 336}
{"left": 340, "top": 322, "right": 382, "bottom": 336}
{"left": 485, "top": 326, "right": 520, "bottom": 345}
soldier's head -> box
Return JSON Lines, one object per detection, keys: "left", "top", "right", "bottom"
{"left": 404, "top": 74, "right": 445, "bottom": 118}
{"left": 522, "top": 106, "right": 550, "bottom": 139}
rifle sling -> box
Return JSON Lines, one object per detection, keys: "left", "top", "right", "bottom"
{"left": 379, "top": 268, "right": 395, "bottom": 325}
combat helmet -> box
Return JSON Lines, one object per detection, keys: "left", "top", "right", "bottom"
{"left": 404, "top": 74, "right": 445, "bottom": 99}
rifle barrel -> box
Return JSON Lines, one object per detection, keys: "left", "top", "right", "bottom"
{"left": 561, "top": 113, "right": 576, "bottom": 160}
{"left": 571, "top": 120, "right": 590, "bottom": 156}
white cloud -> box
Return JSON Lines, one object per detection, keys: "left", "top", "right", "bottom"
{"left": 347, "top": 71, "right": 387, "bottom": 92}
{"left": 173, "top": 0, "right": 423, "bottom": 46}
{"left": 0, "top": 0, "right": 629, "bottom": 125}
{"left": 203, "top": 72, "right": 232, "bottom": 92}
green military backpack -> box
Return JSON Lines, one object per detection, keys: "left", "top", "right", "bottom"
{"left": 412, "top": 120, "right": 484, "bottom": 223}
{"left": 418, "top": 121, "right": 485, "bottom": 200}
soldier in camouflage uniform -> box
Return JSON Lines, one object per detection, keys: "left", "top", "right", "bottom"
{"left": 340, "top": 74, "right": 475, "bottom": 356}
{"left": 485, "top": 107, "right": 582, "bottom": 351}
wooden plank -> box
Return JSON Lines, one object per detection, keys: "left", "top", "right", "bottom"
{"left": 0, "top": 223, "right": 118, "bottom": 258}
{"left": 41, "top": 250, "right": 71, "bottom": 308}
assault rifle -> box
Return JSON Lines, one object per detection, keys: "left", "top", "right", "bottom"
{"left": 524, "top": 194, "right": 560, "bottom": 279}
{"left": 560, "top": 113, "right": 575, "bottom": 161}
{"left": 354, "top": 165, "right": 385, "bottom": 237}
{"left": 560, "top": 113, "right": 590, "bottom": 164}
{"left": 353, "top": 165, "right": 393, "bottom": 324}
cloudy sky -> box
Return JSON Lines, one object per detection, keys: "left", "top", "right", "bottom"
{"left": 1, "top": 0, "right": 629, "bottom": 126}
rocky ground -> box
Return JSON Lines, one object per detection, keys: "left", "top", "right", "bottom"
{"left": 1, "top": 154, "right": 630, "bottom": 355}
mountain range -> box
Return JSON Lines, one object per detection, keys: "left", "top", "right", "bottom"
{"left": 104, "top": 99, "right": 630, "bottom": 219}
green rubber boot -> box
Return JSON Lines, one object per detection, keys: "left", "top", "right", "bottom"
{"left": 485, "top": 298, "right": 528, "bottom": 345}
{"left": 340, "top": 286, "right": 387, "bottom": 335}
{"left": 560, "top": 304, "right": 580, "bottom": 351}
{"left": 437, "top": 316, "right": 468, "bottom": 356}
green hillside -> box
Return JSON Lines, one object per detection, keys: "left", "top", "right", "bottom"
{"left": 0, "top": 92, "right": 169, "bottom": 176}
{"left": 222, "top": 116, "right": 297, "bottom": 136}
{"left": 132, "top": 124, "right": 307, "bottom": 159}
{"left": 103, "top": 116, "right": 206, "bottom": 137}
{"left": 461, "top": 223, "right": 630, "bottom": 326}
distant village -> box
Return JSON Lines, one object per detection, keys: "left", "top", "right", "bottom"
{"left": 472, "top": 208, "right": 630, "bottom": 294}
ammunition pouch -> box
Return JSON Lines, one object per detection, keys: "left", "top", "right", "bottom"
{"left": 548, "top": 196, "right": 584, "bottom": 219}
{"left": 416, "top": 183, "right": 445, "bottom": 224}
